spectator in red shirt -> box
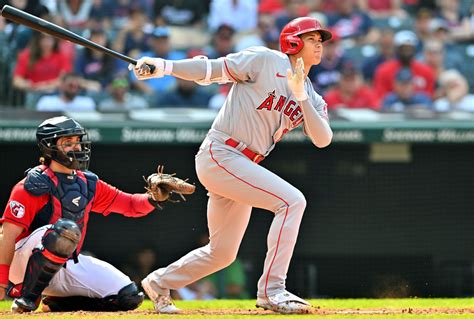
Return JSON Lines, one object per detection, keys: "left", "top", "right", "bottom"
{"left": 381, "top": 68, "right": 433, "bottom": 112}
{"left": 0, "top": 116, "right": 176, "bottom": 313}
{"left": 13, "top": 32, "right": 72, "bottom": 108}
{"left": 324, "top": 62, "right": 380, "bottom": 110}
{"left": 373, "top": 30, "right": 436, "bottom": 100}
{"left": 258, "top": 0, "right": 284, "bottom": 14}
{"left": 357, "top": 0, "right": 407, "bottom": 18}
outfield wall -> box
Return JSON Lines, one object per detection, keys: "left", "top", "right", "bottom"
{"left": 1, "top": 143, "right": 473, "bottom": 298}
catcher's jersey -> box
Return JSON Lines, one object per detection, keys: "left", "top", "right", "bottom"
{"left": 1, "top": 169, "right": 154, "bottom": 243}
{"left": 211, "top": 46, "right": 328, "bottom": 156}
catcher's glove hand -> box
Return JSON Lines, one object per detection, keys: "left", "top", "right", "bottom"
{"left": 145, "top": 165, "right": 196, "bottom": 207}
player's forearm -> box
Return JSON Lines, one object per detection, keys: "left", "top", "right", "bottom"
{"left": 171, "top": 59, "right": 223, "bottom": 82}
{"left": 132, "top": 56, "right": 228, "bottom": 84}
{"left": 104, "top": 192, "right": 155, "bottom": 217}
{"left": 0, "top": 234, "right": 15, "bottom": 266}
{"left": 299, "top": 99, "right": 333, "bottom": 148}
{"left": 0, "top": 232, "right": 15, "bottom": 299}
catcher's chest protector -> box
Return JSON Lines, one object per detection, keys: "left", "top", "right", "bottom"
{"left": 24, "top": 165, "right": 97, "bottom": 236}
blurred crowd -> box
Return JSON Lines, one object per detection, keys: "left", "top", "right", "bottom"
{"left": 1, "top": 0, "right": 474, "bottom": 114}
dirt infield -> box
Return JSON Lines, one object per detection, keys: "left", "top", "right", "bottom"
{"left": 1, "top": 307, "right": 473, "bottom": 316}
{"left": 315, "top": 307, "right": 474, "bottom": 315}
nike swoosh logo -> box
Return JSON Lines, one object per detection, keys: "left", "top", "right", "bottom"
{"left": 276, "top": 72, "right": 285, "bottom": 78}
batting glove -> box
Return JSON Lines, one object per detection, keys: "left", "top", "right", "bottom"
{"left": 129, "top": 57, "right": 173, "bottom": 80}
{"left": 287, "top": 57, "right": 308, "bottom": 101}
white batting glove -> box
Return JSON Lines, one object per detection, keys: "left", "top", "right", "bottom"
{"left": 287, "top": 57, "right": 308, "bottom": 101}
{"left": 128, "top": 57, "right": 173, "bottom": 80}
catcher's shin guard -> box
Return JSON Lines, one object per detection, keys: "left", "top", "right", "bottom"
{"left": 42, "top": 282, "right": 144, "bottom": 312}
{"left": 14, "top": 219, "right": 81, "bottom": 313}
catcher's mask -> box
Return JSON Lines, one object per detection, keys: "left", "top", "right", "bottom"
{"left": 36, "top": 116, "right": 91, "bottom": 170}
{"left": 280, "top": 17, "right": 332, "bottom": 55}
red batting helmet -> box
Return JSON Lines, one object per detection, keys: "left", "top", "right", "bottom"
{"left": 280, "top": 17, "right": 332, "bottom": 55}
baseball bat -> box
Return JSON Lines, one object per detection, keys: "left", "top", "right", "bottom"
{"left": 1, "top": 5, "right": 154, "bottom": 72}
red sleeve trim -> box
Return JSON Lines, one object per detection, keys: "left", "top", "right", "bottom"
{"left": 223, "top": 59, "right": 238, "bottom": 83}
{"left": 0, "top": 217, "right": 29, "bottom": 231}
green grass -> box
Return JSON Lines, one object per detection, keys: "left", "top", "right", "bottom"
{"left": 308, "top": 298, "right": 474, "bottom": 308}
{"left": 0, "top": 298, "right": 472, "bottom": 318}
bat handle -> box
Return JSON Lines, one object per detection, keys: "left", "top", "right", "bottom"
{"left": 129, "top": 60, "right": 156, "bottom": 74}
{"left": 146, "top": 63, "right": 156, "bottom": 74}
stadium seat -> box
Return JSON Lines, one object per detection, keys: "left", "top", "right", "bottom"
{"left": 371, "top": 16, "right": 413, "bottom": 32}
{"left": 452, "top": 43, "right": 474, "bottom": 92}
{"left": 343, "top": 44, "right": 378, "bottom": 66}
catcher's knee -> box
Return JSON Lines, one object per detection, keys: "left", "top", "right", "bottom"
{"left": 114, "top": 282, "right": 144, "bottom": 310}
{"left": 43, "top": 219, "right": 81, "bottom": 258}
{"left": 41, "top": 283, "right": 144, "bottom": 312}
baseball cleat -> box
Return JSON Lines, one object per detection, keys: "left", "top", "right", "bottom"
{"left": 141, "top": 276, "right": 181, "bottom": 314}
{"left": 11, "top": 297, "right": 38, "bottom": 313}
{"left": 256, "top": 290, "right": 313, "bottom": 314}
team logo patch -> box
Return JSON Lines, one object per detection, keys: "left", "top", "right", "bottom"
{"left": 10, "top": 201, "right": 25, "bottom": 218}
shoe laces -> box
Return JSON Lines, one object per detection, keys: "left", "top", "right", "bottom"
{"left": 156, "top": 295, "right": 173, "bottom": 307}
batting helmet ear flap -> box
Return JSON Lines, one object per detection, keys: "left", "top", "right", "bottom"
{"left": 280, "top": 17, "right": 332, "bottom": 55}
{"left": 281, "top": 35, "right": 304, "bottom": 55}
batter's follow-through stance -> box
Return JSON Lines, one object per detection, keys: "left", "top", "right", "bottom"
{"left": 0, "top": 116, "right": 194, "bottom": 313}
{"left": 131, "top": 17, "right": 333, "bottom": 314}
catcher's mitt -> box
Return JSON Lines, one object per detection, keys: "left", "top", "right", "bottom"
{"left": 145, "top": 165, "right": 196, "bottom": 205}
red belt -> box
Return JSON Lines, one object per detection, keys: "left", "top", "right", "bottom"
{"left": 225, "top": 138, "right": 264, "bottom": 163}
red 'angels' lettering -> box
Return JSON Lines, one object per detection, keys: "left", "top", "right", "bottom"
{"left": 256, "top": 91, "right": 303, "bottom": 125}
{"left": 274, "top": 96, "right": 286, "bottom": 112}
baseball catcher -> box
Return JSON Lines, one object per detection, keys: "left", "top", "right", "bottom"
{"left": 0, "top": 116, "right": 195, "bottom": 313}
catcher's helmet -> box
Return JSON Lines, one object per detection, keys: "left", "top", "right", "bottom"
{"left": 280, "top": 17, "right": 332, "bottom": 55}
{"left": 36, "top": 116, "right": 91, "bottom": 170}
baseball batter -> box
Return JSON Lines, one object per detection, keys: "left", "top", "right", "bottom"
{"left": 0, "top": 116, "right": 191, "bottom": 313}
{"left": 131, "top": 17, "right": 333, "bottom": 314}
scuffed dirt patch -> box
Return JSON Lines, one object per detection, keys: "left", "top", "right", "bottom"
{"left": 0, "top": 307, "right": 473, "bottom": 316}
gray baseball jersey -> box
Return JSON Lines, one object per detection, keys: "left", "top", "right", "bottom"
{"left": 145, "top": 46, "right": 328, "bottom": 301}
{"left": 213, "top": 46, "right": 328, "bottom": 156}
